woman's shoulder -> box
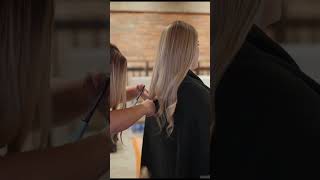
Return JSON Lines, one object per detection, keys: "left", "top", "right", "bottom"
{"left": 177, "top": 75, "right": 210, "bottom": 106}
{"left": 218, "top": 40, "right": 320, "bottom": 106}
{"left": 180, "top": 77, "right": 208, "bottom": 94}
{"left": 175, "top": 74, "right": 211, "bottom": 127}
{"left": 220, "top": 41, "right": 299, "bottom": 89}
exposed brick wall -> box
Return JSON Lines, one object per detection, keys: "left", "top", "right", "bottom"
{"left": 110, "top": 12, "right": 210, "bottom": 64}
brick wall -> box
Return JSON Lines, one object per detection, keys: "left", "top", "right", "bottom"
{"left": 110, "top": 12, "right": 210, "bottom": 64}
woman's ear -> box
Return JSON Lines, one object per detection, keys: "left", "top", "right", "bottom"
{"left": 254, "top": 0, "right": 283, "bottom": 29}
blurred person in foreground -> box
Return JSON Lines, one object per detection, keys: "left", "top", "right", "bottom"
{"left": 0, "top": 1, "right": 110, "bottom": 179}
{"left": 212, "top": 0, "right": 320, "bottom": 179}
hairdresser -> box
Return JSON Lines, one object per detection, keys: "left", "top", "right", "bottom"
{"left": 109, "top": 43, "right": 156, "bottom": 135}
{"left": 0, "top": 1, "right": 110, "bottom": 179}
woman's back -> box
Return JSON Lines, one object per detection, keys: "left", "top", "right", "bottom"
{"left": 141, "top": 71, "right": 211, "bottom": 178}
{"left": 214, "top": 25, "right": 320, "bottom": 179}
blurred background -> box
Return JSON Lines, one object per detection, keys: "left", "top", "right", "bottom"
{"left": 266, "top": 0, "right": 320, "bottom": 83}
{"left": 110, "top": 1, "right": 210, "bottom": 178}
{"left": 50, "top": 0, "right": 108, "bottom": 153}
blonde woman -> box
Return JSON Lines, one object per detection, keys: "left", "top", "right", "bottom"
{"left": 0, "top": 1, "right": 110, "bottom": 179}
{"left": 212, "top": 0, "right": 320, "bottom": 179}
{"left": 109, "top": 43, "right": 155, "bottom": 136}
{"left": 141, "top": 21, "right": 211, "bottom": 178}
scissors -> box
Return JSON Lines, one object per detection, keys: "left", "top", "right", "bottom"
{"left": 134, "top": 85, "right": 160, "bottom": 114}
{"left": 134, "top": 85, "right": 145, "bottom": 105}
{"left": 73, "top": 77, "right": 109, "bottom": 141}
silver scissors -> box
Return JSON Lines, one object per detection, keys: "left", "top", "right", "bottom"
{"left": 134, "top": 85, "right": 145, "bottom": 105}
{"left": 73, "top": 77, "right": 108, "bottom": 141}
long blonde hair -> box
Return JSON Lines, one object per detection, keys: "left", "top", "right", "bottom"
{"left": 149, "top": 21, "right": 199, "bottom": 136}
{"left": 0, "top": 0, "right": 54, "bottom": 152}
{"left": 110, "top": 43, "right": 127, "bottom": 144}
{"left": 110, "top": 43, "right": 127, "bottom": 110}
{"left": 211, "top": 0, "right": 262, "bottom": 140}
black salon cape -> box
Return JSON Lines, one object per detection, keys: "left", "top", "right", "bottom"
{"left": 212, "top": 25, "right": 320, "bottom": 179}
{"left": 141, "top": 70, "right": 211, "bottom": 178}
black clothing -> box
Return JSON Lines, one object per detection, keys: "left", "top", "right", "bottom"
{"left": 141, "top": 70, "right": 211, "bottom": 178}
{"left": 212, "top": 25, "right": 320, "bottom": 179}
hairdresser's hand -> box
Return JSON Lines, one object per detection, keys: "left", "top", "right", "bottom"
{"left": 142, "top": 99, "right": 156, "bottom": 117}
{"left": 136, "top": 84, "right": 151, "bottom": 100}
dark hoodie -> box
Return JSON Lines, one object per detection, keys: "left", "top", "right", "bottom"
{"left": 141, "top": 70, "right": 211, "bottom": 178}
{"left": 212, "top": 25, "right": 320, "bottom": 179}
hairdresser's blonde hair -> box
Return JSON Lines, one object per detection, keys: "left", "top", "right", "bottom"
{"left": 210, "top": 0, "right": 262, "bottom": 140}
{"left": 150, "top": 21, "right": 198, "bottom": 136}
{"left": 0, "top": 0, "right": 54, "bottom": 152}
{"left": 110, "top": 44, "right": 127, "bottom": 144}
{"left": 110, "top": 44, "right": 127, "bottom": 110}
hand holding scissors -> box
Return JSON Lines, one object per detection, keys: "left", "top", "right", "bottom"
{"left": 134, "top": 85, "right": 145, "bottom": 105}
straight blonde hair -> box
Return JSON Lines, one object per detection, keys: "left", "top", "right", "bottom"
{"left": 110, "top": 43, "right": 127, "bottom": 110}
{"left": 211, "top": 0, "right": 262, "bottom": 140}
{"left": 149, "top": 21, "right": 198, "bottom": 136}
{"left": 0, "top": 0, "right": 54, "bottom": 152}
{"left": 110, "top": 43, "right": 127, "bottom": 144}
